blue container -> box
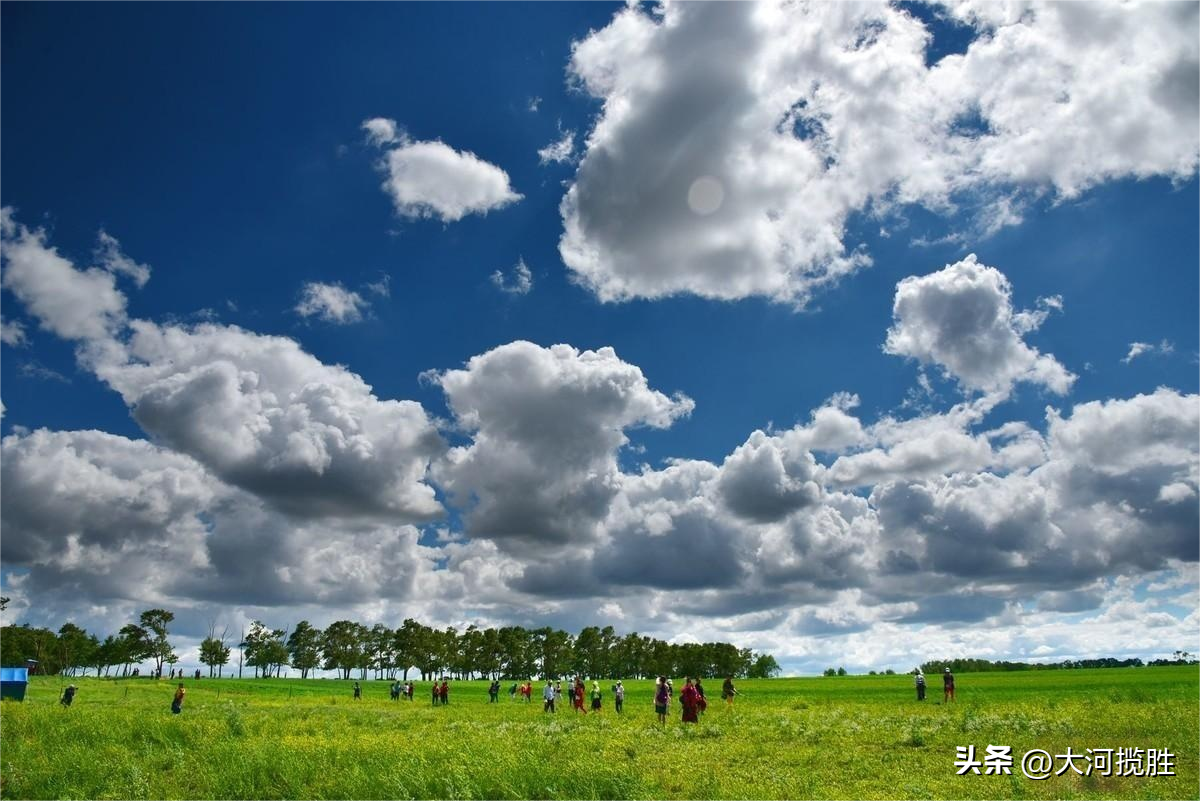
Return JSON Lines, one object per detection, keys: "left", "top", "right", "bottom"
{"left": 0, "top": 667, "right": 29, "bottom": 701}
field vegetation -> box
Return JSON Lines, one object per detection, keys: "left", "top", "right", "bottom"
{"left": 2, "top": 667, "right": 1196, "bottom": 799}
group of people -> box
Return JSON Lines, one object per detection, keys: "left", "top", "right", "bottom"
{"left": 914, "top": 667, "right": 955, "bottom": 702}
{"left": 389, "top": 680, "right": 416, "bottom": 701}
{"left": 653, "top": 676, "right": 735, "bottom": 723}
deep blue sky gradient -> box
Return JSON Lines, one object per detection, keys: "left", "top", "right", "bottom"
{"left": 3, "top": 1, "right": 1197, "bottom": 473}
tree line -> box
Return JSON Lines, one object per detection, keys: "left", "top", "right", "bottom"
{"left": 1, "top": 610, "right": 783, "bottom": 681}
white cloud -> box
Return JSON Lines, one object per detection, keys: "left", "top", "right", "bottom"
{"left": 362, "top": 117, "right": 399, "bottom": 146}
{"left": 1, "top": 209, "right": 127, "bottom": 342}
{"left": 1123, "top": 339, "right": 1175, "bottom": 363}
{"left": 884, "top": 254, "right": 1074, "bottom": 395}
{"left": 94, "top": 230, "right": 151, "bottom": 288}
{"left": 365, "top": 118, "right": 522, "bottom": 223}
{"left": 537, "top": 125, "right": 576, "bottom": 165}
{"left": 295, "top": 281, "right": 369, "bottom": 324}
{"left": 559, "top": 1, "right": 1198, "bottom": 304}
{"left": 431, "top": 341, "right": 693, "bottom": 554}
{"left": 490, "top": 258, "right": 533, "bottom": 295}
{"left": 1, "top": 319, "right": 27, "bottom": 347}
{"left": 94, "top": 320, "right": 445, "bottom": 522}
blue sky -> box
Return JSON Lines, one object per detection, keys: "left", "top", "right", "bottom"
{"left": 2, "top": 1, "right": 1197, "bottom": 675}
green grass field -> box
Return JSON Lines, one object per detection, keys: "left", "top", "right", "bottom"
{"left": 1, "top": 668, "right": 1196, "bottom": 799}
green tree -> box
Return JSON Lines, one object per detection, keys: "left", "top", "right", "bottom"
{"left": 747, "top": 652, "right": 782, "bottom": 678}
{"left": 322, "top": 620, "right": 366, "bottom": 680}
{"left": 286, "top": 621, "right": 322, "bottom": 679}
{"left": 57, "top": 623, "right": 97, "bottom": 677}
{"left": 198, "top": 636, "right": 231, "bottom": 677}
{"left": 117, "top": 624, "right": 153, "bottom": 676}
{"left": 244, "top": 621, "right": 288, "bottom": 678}
{"left": 138, "top": 609, "right": 176, "bottom": 675}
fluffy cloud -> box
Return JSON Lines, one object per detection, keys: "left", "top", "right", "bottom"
{"left": 95, "top": 321, "right": 445, "bottom": 521}
{"left": 94, "top": 230, "right": 151, "bottom": 288}
{"left": 1, "top": 318, "right": 27, "bottom": 347}
{"left": 365, "top": 118, "right": 522, "bottom": 222}
{"left": 0, "top": 429, "right": 217, "bottom": 601}
{"left": 559, "top": 1, "right": 1198, "bottom": 303}
{"left": 295, "top": 281, "right": 370, "bottom": 324}
{"left": 1, "top": 218, "right": 445, "bottom": 522}
{"left": 716, "top": 430, "right": 821, "bottom": 522}
{"left": 537, "top": 126, "right": 576, "bottom": 166}
{"left": 1, "top": 209, "right": 128, "bottom": 342}
{"left": 884, "top": 254, "right": 1074, "bottom": 394}
{"left": 431, "top": 341, "right": 694, "bottom": 553}
{"left": 490, "top": 258, "right": 533, "bottom": 295}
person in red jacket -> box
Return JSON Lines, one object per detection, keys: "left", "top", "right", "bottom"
{"left": 573, "top": 678, "right": 586, "bottom": 713}
{"left": 680, "top": 677, "right": 700, "bottom": 723}
{"left": 439, "top": 679, "right": 449, "bottom": 705}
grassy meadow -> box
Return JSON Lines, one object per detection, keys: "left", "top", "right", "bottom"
{"left": 1, "top": 667, "right": 1196, "bottom": 799}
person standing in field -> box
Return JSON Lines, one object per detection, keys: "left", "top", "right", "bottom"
{"left": 353, "top": 681, "right": 362, "bottom": 700}
{"left": 590, "top": 681, "right": 602, "bottom": 712}
{"left": 613, "top": 681, "right": 624, "bottom": 713}
{"left": 543, "top": 680, "right": 555, "bottom": 712}
{"left": 432, "top": 682, "right": 439, "bottom": 705}
{"left": 60, "top": 684, "right": 77, "bottom": 707}
{"left": 488, "top": 680, "right": 498, "bottom": 703}
{"left": 171, "top": 683, "right": 185, "bottom": 714}
{"left": 654, "top": 676, "right": 670, "bottom": 723}
{"left": 695, "top": 678, "right": 707, "bottom": 715}
{"left": 554, "top": 681, "right": 563, "bottom": 707}
{"left": 440, "top": 679, "right": 449, "bottom": 705}
{"left": 680, "top": 678, "right": 700, "bottom": 724}
{"left": 914, "top": 669, "right": 926, "bottom": 701}
{"left": 573, "top": 678, "right": 586, "bottom": 713}
{"left": 943, "top": 668, "right": 955, "bottom": 702}
{"left": 722, "top": 677, "right": 736, "bottom": 707}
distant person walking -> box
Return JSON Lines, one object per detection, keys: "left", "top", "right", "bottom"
{"left": 543, "top": 681, "right": 556, "bottom": 712}
{"left": 432, "top": 682, "right": 440, "bottom": 706}
{"left": 60, "top": 684, "right": 77, "bottom": 707}
{"left": 171, "top": 683, "right": 185, "bottom": 714}
{"left": 915, "top": 669, "right": 926, "bottom": 701}
{"left": 439, "top": 680, "right": 449, "bottom": 705}
{"left": 943, "top": 668, "right": 955, "bottom": 702}
{"left": 722, "top": 677, "right": 736, "bottom": 707}
{"left": 695, "top": 678, "right": 707, "bottom": 714}
{"left": 590, "top": 681, "right": 602, "bottom": 712}
{"left": 613, "top": 681, "right": 625, "bottom": 713}
{"left": 654, "top": 677, "right": 670, "bottom": 723}
{"left": 554, "top": 681, "right": 563, "bottom": 708}
{"left": 488, "top": 680, "right": 499, "bottom": 703}
{"left": 353, "top": 681, "right": 362, "bottom": 700}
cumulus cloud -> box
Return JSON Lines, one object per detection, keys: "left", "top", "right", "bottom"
{"left": 884, "top": 254, "right": 1074, "bottom": 395}
{"left": 1, "top": 429, "right": 218, "bottom": 599}
{"left": 364, "top": 118, "right": 522, "bottom": 222}
{"left": 431, "top": 341, "right": 694, "bottom": 553}
{"left": 490, "top": 258, "right": 533, "bottom": 295}
{"left": 1, "top": 209, "right": 128, "bottom": 342}
{"left": 1, "top": 319, "right": 27, "bottom": 347}
{"left": 295, "top": 281, "right": 370, "bottom": 324}
{"left": 559, "top": 1, "right": 1198, "bottom": 304}
{"left": 1, "top": 217, "right": 444, "bottom": 523}
{"left": 95, "top": 321, "right": 445, "bottom": 521}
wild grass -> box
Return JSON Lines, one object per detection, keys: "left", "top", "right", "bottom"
{"left": 1, "top": 667, "right": 1195, "bottom": 799}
